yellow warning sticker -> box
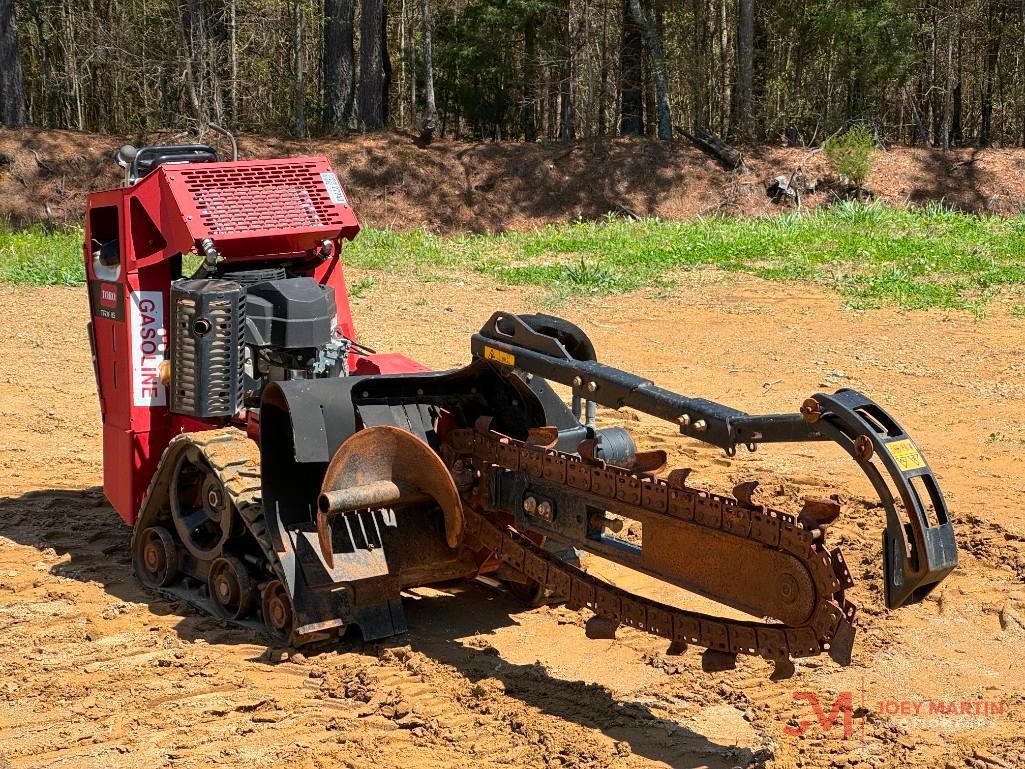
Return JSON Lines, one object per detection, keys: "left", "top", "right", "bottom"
{"left": 483, "top": 346, "right": 515, "bottom": 366}
{"left": 887, "top": 438, "right": 927, "bottom": 472}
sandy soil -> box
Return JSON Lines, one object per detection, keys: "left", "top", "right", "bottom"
{"left": 1, "top": 271, "right": 1024, "bottom": 769}
{"left": 3, "top": 128, "right": 1025, "bottom": 231}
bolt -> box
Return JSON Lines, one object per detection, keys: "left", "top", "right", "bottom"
{"left": 854, "top": 434, "right": 875, "bottom": 462}
{"left": 523, "top": 496, "right": 538, "bottom": 514}
{"left": 677, "top": 414, "right": 691, "bottom": 426}
{"left": 693, "top": 420, "right": 707, "bottom": 432}
{"left": 800, "top": 398, "right": 822, "bottom": 424}
{"left": 591, "top": 513, "right": 623, "bottom": 534}
{"left": 572, "top": 376, "right": 583, "bottom": 388}
{"left": 586, "top": 381, "right": 598, "bottom": 393}
{"left": 208, "top": 488, "right": 223, "bottom": 509}
{"left": 536, "top": 500, "right": 554, "bottom": 521}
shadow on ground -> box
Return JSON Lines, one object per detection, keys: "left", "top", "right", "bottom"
{"left": 0, "top": 485, "right": 761, "bottom": 769}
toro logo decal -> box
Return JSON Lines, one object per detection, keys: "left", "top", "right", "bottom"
{"left": 89, "top": 280, "right": 125, "bottom": 321}
{"left": 129, "top": 290, "right": 167, "bottom": 407}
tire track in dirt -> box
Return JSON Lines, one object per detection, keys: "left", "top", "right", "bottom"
{"left": 3, "top": 280, "right": 1025, "bottom": 768}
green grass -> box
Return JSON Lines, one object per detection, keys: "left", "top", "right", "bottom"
{"left": 347, "top": 276, "right": 376, "bottom": 298}
{"left": 0, "top": 226, "right": 84, "bottom": 286}
{"left": 4, "top": 202, "right": 1024, "bottom": 311}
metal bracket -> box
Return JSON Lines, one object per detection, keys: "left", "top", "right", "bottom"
{"left": 813, "top": 389, "right": 958, "bottom": 607}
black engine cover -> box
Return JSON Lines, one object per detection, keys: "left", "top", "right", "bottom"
{"left": 244, "top": 277, "right": 335, "bottom": 349}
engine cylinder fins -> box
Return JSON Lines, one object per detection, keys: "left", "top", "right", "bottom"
{"left": 136, "top": 526, "right": 180, "bottom": 588}
{"left": 261, "top": 579, "right": 295, "bottom": 642}
{"left": 169, "top": 278, "right": 245, "bottom": 419}
{"left": 317, "top": 425, "right": 465, "bottom": 568}
{"left": 168, "top": 447, "right": 235, "bottom": 560}
{"left": 208, "top": 555, "right": 257, "bottom": 620}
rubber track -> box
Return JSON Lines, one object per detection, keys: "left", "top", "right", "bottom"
{"left": 135, "top": 427, "right": 286, "bottom": 637}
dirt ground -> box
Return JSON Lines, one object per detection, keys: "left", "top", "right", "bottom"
{"left": 2, "top": 271, "right": 1024, "bottom": 769}
{"left": 3, "top": 128, "right": 1025, "bottom": 231}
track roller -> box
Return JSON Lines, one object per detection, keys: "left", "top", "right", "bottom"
{"left": 208, "top": 555, "right": 256, "bottom": 620}
{"left": 137, "top": 526, "right": 180, "bottom": 588}
{"left": 261, "top": 579, "right": 294, "bottom": 642}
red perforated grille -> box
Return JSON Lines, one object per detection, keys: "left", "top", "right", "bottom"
{"left": 173, "top": 161, "right": 349, "bottom": 235}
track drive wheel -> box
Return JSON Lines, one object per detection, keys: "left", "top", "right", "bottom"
{"left": 137, "top": 526, "right": 180, "bottom": 588}
{"left": 261, "top": 579, "right": 294, "bottom": 643}
{"left": 169, "top": 448, "right": 235, "bottom": 560}
{"left": 208, "top": 555, "right": 256, "bottom": 620}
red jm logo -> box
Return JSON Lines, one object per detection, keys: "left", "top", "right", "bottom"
{"left": 785, "top": 691, "right": 854, "bottom": 738}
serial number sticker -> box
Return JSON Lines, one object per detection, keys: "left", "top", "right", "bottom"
{"left": 320, "top": 171, "right": 349, "bottom": 206}
{"left": 887, "top": 438, "right": 927, "bottom": 472}
{"left": 483, "top": 346, "right": 515, "bottom": 366}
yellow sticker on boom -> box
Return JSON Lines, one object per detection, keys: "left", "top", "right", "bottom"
{"left": 483, "top": 346, "right": 515, "bottom": 366}
{"left": 887, "top": 438, "right": 927, "bottom": 472}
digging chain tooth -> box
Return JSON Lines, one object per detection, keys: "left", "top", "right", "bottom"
{"left": 448, "top": 427, "right": 859, "bottom": 671}
{"left": 732, "top": 480, "right": 761, "bottom": 509}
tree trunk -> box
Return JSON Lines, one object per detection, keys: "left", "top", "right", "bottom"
{"left": 228, "top": 0, "right": 238, "bottom": 123}
{"left": 597, "top": 5, "right": 608, "bottom": 134}
{"left": 979, "top": 0, "right": 1001, "bottom": 147}
{"left": 398, "top": 0, "right": 406, "bottom": 126}
{"left": 382, "top": 2, "right": 392, "bottom": 125}
{"left": 629, "top": 0, "right": 671, "bottom": 140}
{"left": 408, "top": 0, "right": 416, "bottom": 127}
{"left": 522, "top": 13, "right": 537, "bottom": 141}
{"left": 584, "top": 0, "right": 593, "bottom": 138}
{"left": 178, "top": 0, "right": 206, "bottom": 125}
{"left": 419, "top": 0, "right": 437, "bottom": 141}
{"left": 293, "top": 0, "right": 306, "bottom": 138}
{"left": 0, "top": 0, "right": 27, "bottom": 128}
{"left": 941, "top": 0, "right": 954, "bottom": 151}
{"left": 359, "top": 0, "right": 387, "bottom": 129}
{"left": 558, "top": 2, "right": 574, "bottom": 141}
{"left": 734, "top": 0, "right": 753, "bottom": 139}
{"left": 619, "top": 0, "right": 643, "bottom": 134}
{"left": 721, "top": 0, "right": 730, "bottom": 134}
{"left": 642, "top": 33, "right": 655, "bottom": 135}
{"left": 323, "top": 0, "right": 355, "bottom": 131}
{"left": 691, "top": 0, "right": 707, "bottom": 130}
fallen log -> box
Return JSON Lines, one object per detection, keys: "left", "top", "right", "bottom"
{"left": 680, "top": 128, "right": 745, "bottom": 170}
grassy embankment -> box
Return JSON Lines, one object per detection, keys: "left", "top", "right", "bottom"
{"left": 2, "top": 201, "right": 1023, "bottom": 312}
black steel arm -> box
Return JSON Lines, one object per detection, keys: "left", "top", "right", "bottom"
{"left": 473, "top": 311, "right": 958, "bottom": 609}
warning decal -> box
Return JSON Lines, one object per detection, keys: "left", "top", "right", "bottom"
{"left": 887, "top": 438, "right": 927, "bottom": 472}
{"left": 483, "top": 346, "right": 515, "bottom": 367}
{"left": 320, "top": 171, "right": 349, "bottom": 206}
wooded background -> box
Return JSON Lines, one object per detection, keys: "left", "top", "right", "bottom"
{"left": 1, "top": 0, "right": 1023, "bottom": 148}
